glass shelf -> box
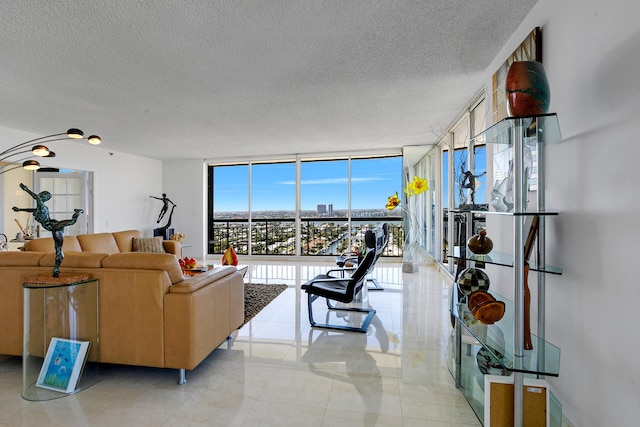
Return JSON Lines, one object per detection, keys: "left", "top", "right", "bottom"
{"left": 471, "top": 113, "right": 562, "bottom": 145}
{"left": 450, "top": 246, "right": 563, "bottom": 275}
{"left": 445, "top": 333, "right": 563, "bottom": 426}
{"left": 450, "top": 287, "right": 560, "bottom": 377}
{"left": 471, "top": 210, "right": 559, "bottom": 217}
{"left": 451, "top": 209, "right": 559, "bottom": 216}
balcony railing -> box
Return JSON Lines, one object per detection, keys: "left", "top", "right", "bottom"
{"left": 209, "top": 217, "right": 403, "bottom": 256}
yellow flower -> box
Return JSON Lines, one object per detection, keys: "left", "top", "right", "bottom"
{"left": 385, "top": 192, "right": 401, "bottom": 210}
{"left": 405, "top": 176, "right": 429, "bottom": 197}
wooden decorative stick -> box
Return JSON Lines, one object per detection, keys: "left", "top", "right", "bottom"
{"left": 522, "top": 216, "right": 539, "bottom": 350}
{"left": 523, "top": 262, "right": 533, "bottom": 350}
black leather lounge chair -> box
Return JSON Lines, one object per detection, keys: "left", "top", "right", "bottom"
{"left": 301, "top": 225, "right": 385, "bottom": 333}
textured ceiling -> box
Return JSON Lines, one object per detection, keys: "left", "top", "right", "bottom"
{"left": 0, "top": 1, "right": 537, "bottom": 161}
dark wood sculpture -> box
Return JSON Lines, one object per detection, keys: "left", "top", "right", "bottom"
{"left": 522, "top": 216, "right": 539, "bottom": 350}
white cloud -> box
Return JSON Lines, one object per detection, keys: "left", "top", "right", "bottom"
{"left": 279, "top": 177, "right": 386, "bottom": 185}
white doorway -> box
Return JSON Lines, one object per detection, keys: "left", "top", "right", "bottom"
{"left": 33, "top": 170, "right": 93, "bottom": 237}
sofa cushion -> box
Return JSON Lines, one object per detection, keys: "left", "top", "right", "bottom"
{"left": 132, "top": 237, "right": 165, "bottom": 253}
{"left": 102, "top": 252, "right": 184, "bottom": 284}
{"left": 112, "top": 230, "right": 142, "bottom": 252}
{"left": 0, "top": 251, "right": 46, "bottom": 266}
{"left": 39, "top": 252, "right": 109, "bottom": 268}
{"left": 23, "top": 236, "right": 81, "bottom": 252}
{"left": 77, "top": 233, "right": 120, "bottom": 254}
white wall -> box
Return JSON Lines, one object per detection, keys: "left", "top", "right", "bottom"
{"left": 161, "top": 159, "right": 207, "bottom": 260}
{"left": 483, "top": 0, "right": 640, "bottom": 425}
{"left": 1, "top": 126, "right": 163, "bottom": 236}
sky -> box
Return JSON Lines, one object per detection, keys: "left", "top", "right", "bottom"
{"left": 212, "top": 157, "right": 403, "bottom": 212}
{"left": 213, "top": 151, "right": 489, "bottom": 212}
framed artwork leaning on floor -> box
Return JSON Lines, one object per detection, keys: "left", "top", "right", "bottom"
{"left": 36, "top": 337, "right": 90, "bottom": 394}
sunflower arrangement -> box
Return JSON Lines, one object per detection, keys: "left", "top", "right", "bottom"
{"left": 385, "top": 176, "right": 428, "bottom": 211}
{"left": 385, "top": 176, "right": 428, "bottom": 270}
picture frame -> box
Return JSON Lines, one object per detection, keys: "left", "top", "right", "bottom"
{"left": 36, "top": 337, "right": 90, "bottom": 394}
{"left": 484, "top": 374, "right": 550, "bottom": 427}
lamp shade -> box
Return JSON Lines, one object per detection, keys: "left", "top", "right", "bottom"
{"left": 22, "top": 160, "right": 40, "bottom": 170}
{"left": 67, "top": 128, "right": 84, "bottom": 139}
{"left": 87, "top": 135, "right": 101, "bottom": 145}
{"left": 31, "top": 145, "right": 50, "bottom": 156}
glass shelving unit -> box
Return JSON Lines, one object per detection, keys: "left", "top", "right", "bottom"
{"left": 448, "top": 113, "right": 563, "bottom": 426}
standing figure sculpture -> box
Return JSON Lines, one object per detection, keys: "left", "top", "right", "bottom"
{"left": 13, "top": 183, "right": 83, "bottom": 277}
{"left": 150, "top": 193, "right": 176, "bottom": 224}
{"left": 460, "top": 168, "right": 487, "bottom": 207}
{"left": 150, "top": 193, "right": 177, "bottom": 239}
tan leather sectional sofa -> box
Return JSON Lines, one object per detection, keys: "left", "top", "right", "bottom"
{"left": 0, "top": 230, "right": 244, "bottom": 383}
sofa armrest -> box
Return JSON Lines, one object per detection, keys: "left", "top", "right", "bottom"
{"left": 169, "top": 266, "right": 238, "bottom": 293}
{"left": 162, "top": 240, "right": 181, "bottom": 258}
{"left": 164, "top": 266, "right": 244, "bottom": 370}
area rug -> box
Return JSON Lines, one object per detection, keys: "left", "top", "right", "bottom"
{"left": 242, "top": 283, "right": 288, "bottom": 326}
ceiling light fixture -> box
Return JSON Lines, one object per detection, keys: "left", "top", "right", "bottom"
{"left": 0, "top": 128, "right": 101, "bottom": 175}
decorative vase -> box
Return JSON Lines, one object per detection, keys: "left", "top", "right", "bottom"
{"left": 222, "top": 246, "right": 239, "bottom": 266}
{"left": 467, "top": 229, "right": 494, "bottom": 254}
{"left": 505, "top": 61, "right": 550, "bottom": 117}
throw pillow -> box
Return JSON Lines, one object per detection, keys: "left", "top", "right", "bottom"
{"left": 132, "top": 237, "right": 165, "bottom": 253}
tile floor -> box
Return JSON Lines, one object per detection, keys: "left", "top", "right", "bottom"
{"left": 0, "top": 260, "right": 481, "bottom": 426}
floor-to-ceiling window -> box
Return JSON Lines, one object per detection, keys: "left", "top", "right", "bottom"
{"left": 251, "top": 162, "right": 296, "bottom": 255}
{"left": 208, "top": 155, "right": 401, "bottom": 257}
{"left": 209, "top": 164, "right": 249, "bottom": 254}
{"left": 299, "top": 159, "right": 348, "bottom": 256}
{"left": 350, "top": 157, "right": 402, "bottom": 256}
{"left": 437, "top": 95, "right": 487, "bottom": 272}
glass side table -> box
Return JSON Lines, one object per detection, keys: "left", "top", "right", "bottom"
{"left": 22, "top": 275, "right": 99, "bottom": 401}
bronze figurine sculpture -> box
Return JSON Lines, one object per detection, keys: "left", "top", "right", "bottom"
{"left": 13, "top": 183, "right": 83, "bottom": 277}
{"left": 150, "top": 193, "right": 176, "bottom": 239}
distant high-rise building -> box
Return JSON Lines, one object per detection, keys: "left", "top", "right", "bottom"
{"left": 328, "top": 203, "right": 333, "bottom": 216}
{"left": 317, "top": 204, "right": 327, "bottom": 216}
